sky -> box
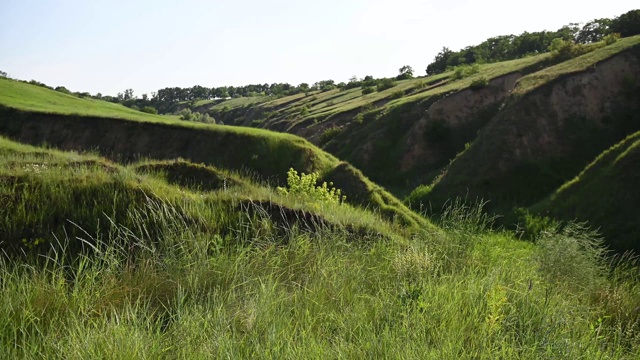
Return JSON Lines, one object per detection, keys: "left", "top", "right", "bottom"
{"left": 0, "top": 0, "right": 636, "bottom": 97}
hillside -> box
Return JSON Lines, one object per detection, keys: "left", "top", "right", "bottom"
{"left": 531, "top": 131, "right": 640, "bottom": 253}
{"left": 4, "top": 136, "right": 640, "bottom": 358}
{"left": 0, "top": 78, "right": 425, "bottom": 227}
{"left": 172, "top": 35, "right": 640, "bottom": 252}
{"left": 408, "top": 37, "right": 640, "bottom": 227}
{"left": 0, "top": 136, "right": 410, "bottom": 253}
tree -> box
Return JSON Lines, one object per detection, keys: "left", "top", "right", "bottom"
{"left": 123, "top": 89, "right": 134, "bottom": 101}
{"left": 397, "top": 65, "right": 414, "bottom": 80}
{"left": 610, "top": 10, "right": 640, "bottom": 37}
{"left": 426, "top": 47, "right": 453, "bottom": 75}
{"left": 0, "top": 70, "right": 6, "bottom": 78}
{"left": 576, "top": 18, "right": 612, "bottom": 43}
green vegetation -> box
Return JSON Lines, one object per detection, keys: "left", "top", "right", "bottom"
{"left": 1, "top": 139, "right": 639, "bottom": 357}
{"left": 0, "top": 77, "right": 179, "bottom": 123}
{"left": 532, "top": 131, "right": 640, "bottom": 253}
{"left": 2, "top": 10, "right": 640, "bottom": 357}
{"left": 277, "top": 168, "right": 345, "bottom": 204}
{"left": 515, "top": 35, "right": 640, "bottom": 95}
{"left": 0, "top": 79, "right": 425, "bottom": 228}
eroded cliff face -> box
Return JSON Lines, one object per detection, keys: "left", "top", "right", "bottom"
{"left": 400, "top": 73, "right": 522, "bottom": 174}
{"left": 427, "top": 48, "right": 640, "bottom": 210}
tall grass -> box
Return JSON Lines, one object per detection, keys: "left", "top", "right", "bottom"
{"left": 2, "top": 195, "right": 639, "bottom": 358}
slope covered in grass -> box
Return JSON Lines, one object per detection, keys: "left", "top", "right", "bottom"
{"left": 0, "top": 137, "right": 411, "bottom": 252}
{"left": 2, "top": 138, "right": 640, "bottom": 357}
{"left": 532, "top": 131, "right": 640, "bottom": 252}
{"left": 419, "top": 36, "right": 640, "bottom": 222}
{"left": 0, "top": 79, "right": 424, "bottom": 226}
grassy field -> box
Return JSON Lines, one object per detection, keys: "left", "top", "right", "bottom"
{"left": 1, "top": 138, "right": 640, "bottom": 358}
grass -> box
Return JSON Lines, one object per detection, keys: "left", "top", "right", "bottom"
{"left": 0, "top": 78, "right": 180, "bottom": 123}
{"left": 514, "top": 35, "right": 640, "bottom": 95}
{"left": 531, "top": 131, "right": 640, "bottom": 253}
{"left": 0, "top": 78, "right": 425, "bottom": 227}
{"left": 2, "top": 164, "right": 640, "bottom": 357}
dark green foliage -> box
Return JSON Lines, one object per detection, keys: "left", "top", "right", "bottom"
{"left": 452, "top": 64, "right": 480, "bottom": 80}
{"left": 361, "top": 86, "right": 375, "bottom": 95}
{"left": 319, "top": 127, "right": 342, "bottom": 145}
{"left": 376, "top": 78, "right": 396, "bottom": 92}
{"left": 610, "top": 9, "right": 640, "bottom": 37}
{"left": 141, "top": 106, "right": 158, "bottom": 114}
{"left": 424, "top": 10, "right": 635, "bottom": 76}
{"left": 54, "top": 86, "right": 71, "bottom": 94}
{"left": 512, "top": 207, "right": 559, "bottom": 241}
{"left": 470, "top": 77, "right": 489, "bottom": 90}
{"left": 390, "top": 90, "right": 405, "bottom": 99}
{"left": 396, "top": 65, "right": 414, "bottom": 80}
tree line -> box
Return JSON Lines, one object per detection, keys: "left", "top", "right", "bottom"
{"left": 425, "top": 9, "right": 640, "bottom": 75}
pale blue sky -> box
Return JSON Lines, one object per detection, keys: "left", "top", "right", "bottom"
{"left": 0, "top": 0, "right": 636, "bottom": 96}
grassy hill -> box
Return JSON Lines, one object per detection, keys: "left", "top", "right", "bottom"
{"left": 0, "top": 77, "right": 425, "bottom": 228}
{"left": 531, "top": 131, "right": 640, "bottom": 253}
{"left": 2, "top": 27, "right": 640, "bottom": 359}
{"left": 413, "top": 36, "right": 640, "bottom": 234}
{"left": 2, "top": 136, "right": 640, "bottom": 358}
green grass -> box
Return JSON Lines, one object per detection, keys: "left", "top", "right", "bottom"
{"left": 2, "top": 161, "right": 639, "bottom": 357}
{"left": 0, "top": 78, "right": 181, "bottom": 123}
{"left": 515, "top": 35, "right": 640, "bottom": 95}
{"left": 0, "top": 78, "right": 425, "bottom": 227}
{"left": 532, "top": 131, "right": 640, "bottom": 253}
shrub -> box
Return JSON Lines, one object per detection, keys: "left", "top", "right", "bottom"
{"left": 377, "top": 78, "right": 396, "bottom": 92}
{"left": 452, "top": 64, "right": 480, "bottom": 80}
{"left": 548, "top": 38, "right": 586, "bottom": 61}
{"left": 179, "top": 108, "right": 193, "bottom": 121}
{"left": 277, "top": 168, "right": 345, "bottom": 204}
{"left": 470, "top": 77, "right": 489, "bottom": 90}
{"left": 361, "top": 86, "right": 375, "bottom": 95}
{"left": 390, "top": 90, "right": 405, "bottom": 99}
{"left": 319, "top": 127, "right": 342, "bottom": 145}
{"left": 603, "top": 32, "right": 621, "bottom": 45}
{"left": 141, "top": 106, "right": 158, "bottom": 114}
{"left": 513, "top": 207, "right": 559, "bottom": 241}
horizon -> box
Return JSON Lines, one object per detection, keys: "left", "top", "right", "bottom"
{"left": 0, "top": 0, "right": 636, "bottom": 97}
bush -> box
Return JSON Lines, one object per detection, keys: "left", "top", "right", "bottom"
{"left": 390, "top": 90, "right": 405, "bottom": 99}
{"left": 548, "top": 38, "right": 587, "bottom": 61}
{"left": 361, "top": 86, "right": 376, "bottom": 95}
{"left": 277, "top": 168, "right": 345, "bottom": 204}
{"left": 179, "top": 108, "right": 193, "bottom": 121}
{"left": 452, "top": 64, "right": 480, "bottom": 80}
{"left": 319, "top": 127, "right": 342, "bottom": 145}
{"left": 603, "top": 32, "right": 621, "bottom": 45}
{"left": 513, "top": 207, "right": 559, "bottom": 241}
{"left": 377, "top": 78, "right": 396, "bottom": 92}
{"left": 470, "top": 77, "right": 489, "bottom": 90}
{"left": 141, "top": 106, "right": 158, "bottom": 114}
